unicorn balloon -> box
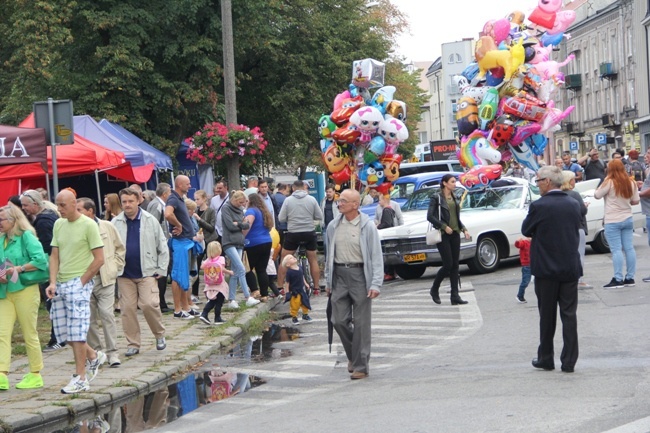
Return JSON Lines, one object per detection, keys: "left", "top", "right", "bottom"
{"left": 457, "top": 130, "right": 502, "bottom": 168}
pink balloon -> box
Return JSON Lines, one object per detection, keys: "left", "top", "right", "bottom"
{"left": 333, "top": 90, "right": 351, "bottom": 112}
{"left": 492, "top": 19, "right": 511, "bottom": 44}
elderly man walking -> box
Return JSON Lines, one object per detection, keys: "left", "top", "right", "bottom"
{"left": 522, "top": 165, "right": 583, "bottom": 373}
{"left": 113, "top": 188, "right": 169, "bottom": 356}
{"left": 46, "top": 189, "right": 106, "bottom": 394}
{"left": 76, "top": 198, "right": 125, "bottom": 367}
{"left": 325, "top": 189, "right": 383, "bottom": 380}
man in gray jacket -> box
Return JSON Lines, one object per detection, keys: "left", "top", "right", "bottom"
{"left": 324, "top": 188, "right": 383, "bottom": 380}
{"left": 113, "top": 188, "right": 169, "bottom": 357}
{"left": 277, "top": 180, "right": 323, "bottom": 291}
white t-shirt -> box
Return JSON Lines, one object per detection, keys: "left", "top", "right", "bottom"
{"left": 210, "top": 193, "right": 229, "bottom": 236}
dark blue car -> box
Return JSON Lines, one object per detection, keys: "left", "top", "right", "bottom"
{"left": 360, "top": 171, "right": 461, "bottom": 218}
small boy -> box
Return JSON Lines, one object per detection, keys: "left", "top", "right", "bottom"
{"left": 282, "top": 254, "right": 312, "bottom": 325}
{"left": 515, "top": 237, "right": 531, "bottom": 304}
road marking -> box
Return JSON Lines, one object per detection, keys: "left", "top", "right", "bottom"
{"left": 600, "top": 416, "right": 650, "bottom": 433}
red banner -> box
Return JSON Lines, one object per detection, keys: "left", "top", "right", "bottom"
{"left": 0, "top": 125, "right": 47, "bottom": 167}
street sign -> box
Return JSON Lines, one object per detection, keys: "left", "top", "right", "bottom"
{"left": 569, "top": 141, "right": 578, "bottom": 152}
{"left": 33, "top": 99, "right": 74, "bottom": 145}
{"left": 596, "top": 133, "right": 607, "bottom": 145}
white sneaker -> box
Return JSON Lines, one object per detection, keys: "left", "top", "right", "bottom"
{"left": 228, "top": 300, "right": 239, "bottom": 309}
{"left": 86, "top": 350, "right": 107, "bottom": 382}
{"left": 61, "top": 374, "right": 90, "bottom": 394}
{"left": 191, "top": 295, "right": 202, "bottom": 305}
{"left": 246, "top": 297, "right": 261, "bottom": 307}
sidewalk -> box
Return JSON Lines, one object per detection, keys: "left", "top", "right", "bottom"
{"left": 0, "top": 296, "right": 281, "bottom": 433}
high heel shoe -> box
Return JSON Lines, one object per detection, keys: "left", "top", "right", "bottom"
{"left": 430, "top": 288, "right": 441, "bottom": 305}
{"left": 450, "top": 298, "right": 468, "bottom": 305}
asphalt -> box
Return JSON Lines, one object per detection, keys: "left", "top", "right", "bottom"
{"left": 0, "top": 294, "right": 282, "bottom": 433}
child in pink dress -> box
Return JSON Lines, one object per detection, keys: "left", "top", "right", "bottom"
{"left": 200, "top": 242, "right": 234, "bottom": 325}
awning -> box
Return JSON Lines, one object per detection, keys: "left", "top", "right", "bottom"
{"left": 0, "top": 125, "right": 47, "bottom": 168}
{"left": 99, "top": 119, "right": 173, "bottom": 171}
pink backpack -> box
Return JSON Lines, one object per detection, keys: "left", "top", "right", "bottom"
{"left": 203, "top": 257, "right": 225, "bottom": 286}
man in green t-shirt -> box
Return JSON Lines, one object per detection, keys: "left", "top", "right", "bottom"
{"left": 46, "top": 189, "right": 105, "bottom": 394}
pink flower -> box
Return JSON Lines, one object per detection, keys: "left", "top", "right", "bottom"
{"left": 206, "top": 140, "right": 213, "bottom": 147}
{"left": 250, "top": 149, "right": 257, "bottom": 155}
{"left": 220, "top": 142, "right": 227, "bottom": 147}
{"left": 216, "top": 155, "right": 222, "bottom": 160}
{"left": 208, "top": 152, "right": 214, "bottom": 158}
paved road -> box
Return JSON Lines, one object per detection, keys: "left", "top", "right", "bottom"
{"left": 154, "top": 230, "right": 650, "bottom": 433}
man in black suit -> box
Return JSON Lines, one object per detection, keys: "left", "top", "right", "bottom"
{"left": 522, "top": 165, "right": 583, "bottom": 373}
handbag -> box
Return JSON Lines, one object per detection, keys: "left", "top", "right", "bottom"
{"left": 19, "top": 236, "right": 49, "bottom": 286}
{"left": 425, "top": 196, "right": 443, "bottom": 245}
{"left": 241, "top": 250, "right": 251, "bottom": 273}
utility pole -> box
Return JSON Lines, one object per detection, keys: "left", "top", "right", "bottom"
{"left": 221, "top": 0, "right": 240, "bottom": 190}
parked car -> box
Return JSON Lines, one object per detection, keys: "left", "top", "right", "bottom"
{"left": 378, "top": 176, "right": 645, "bottom": 280}
{"left": 360, "top": 171, "right": 461, "bottom": 218}
{"left": 398, "top": 159, "right": 463, "bottom": 177}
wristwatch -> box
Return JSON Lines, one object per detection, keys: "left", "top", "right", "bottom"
{"left": 20, "top": 265, "right": 26, "bottom": 273}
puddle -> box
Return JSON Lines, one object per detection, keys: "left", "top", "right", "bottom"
{"left": 37, "top": 324, "right": 301, "bottom": 433}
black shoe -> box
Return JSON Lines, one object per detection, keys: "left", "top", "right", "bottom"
{"left": 160, "top": 307, "right": 172, "bottom": 314}
{"left": 603, "top": 278, "right": 624, "bottom": 288}
{"left": 532, "top": 358, "right": 555, "bottom": 371}
{"left": 430, "top": 288, "right": 441, "bottom": 305}
{"left": 561, "top": 365, "right": 574, "bottom": 373}
{"left": 623, "top": 278, "right": 635, "bottom": 287}
{"left": 451, "top": 298, "right": 468, "bottom": 305}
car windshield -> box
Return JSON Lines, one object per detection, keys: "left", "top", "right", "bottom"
{"left": 392, "top": 182, "right": 416, "bottom": 200}
{"left": 402, "top": 186, "right": 464, "bottom": 211}
{"left": 461, "top": 185, "right": 525, "bottom": 210}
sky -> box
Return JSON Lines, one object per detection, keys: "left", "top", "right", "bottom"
{"left": 390, "top": 0, "right": 538, "bottom": 62}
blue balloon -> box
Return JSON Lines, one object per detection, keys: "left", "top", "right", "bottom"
{"left": 541, "top": 32, "right": 565, "bottom": 47}
{"left": 524, "top": 133, "right": 548, "bottom": 156}
{"left": 364, "top": 136, "right": 386, "bottom": 163}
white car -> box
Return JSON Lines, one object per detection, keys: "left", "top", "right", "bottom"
{"left": 378, "top": 177, "right": 644, "bottom": 279}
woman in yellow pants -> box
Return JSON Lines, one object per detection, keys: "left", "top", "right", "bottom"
{"left": 0, "top": 204, "right": 49, "bottom": 390}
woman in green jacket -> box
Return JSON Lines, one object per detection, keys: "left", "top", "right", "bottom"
{"left": 0, "top": 204, "right": 49, "bottom": 390}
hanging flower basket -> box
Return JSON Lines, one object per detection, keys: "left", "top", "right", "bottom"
{"left": 186, "top": 122, "right": 267, "bottom": 165}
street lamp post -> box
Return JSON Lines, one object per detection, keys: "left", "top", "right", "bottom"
{"left": 221, "top": 0, "right": 240, "bottom": 190}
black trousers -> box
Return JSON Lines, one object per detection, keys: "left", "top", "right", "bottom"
{"left": 431, "top": 231, "right": 461, "bottom": 298}
{"left": 202, "top": 292, "right": 225, "bottom": 320}
{"left": 244, "top": 242, "right": 272, "bottom": 297}
{"left": 534, "top": 278, "right": 579, "bottom": 368}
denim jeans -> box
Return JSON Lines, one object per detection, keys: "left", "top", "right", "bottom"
{"left": 518, "top": 265, "right": 531, "bottom": 298}
{"left": 604, "top": 217, "right": 636, "bottom": 281}
{"left": 224, "top": 246, "right": 251, "bottom": 300}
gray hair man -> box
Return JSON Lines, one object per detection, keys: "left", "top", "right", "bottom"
{"left": 324, "top": 188, "right": 383, "bottom": 380}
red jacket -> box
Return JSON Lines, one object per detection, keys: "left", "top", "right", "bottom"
{"left": 515, "top": 239, "right": 531, "bottom": 266}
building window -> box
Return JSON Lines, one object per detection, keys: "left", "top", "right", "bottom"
{"left": 447, "top": 53, "right": 462, "bottom": 64}
{"left": 418, "top": 132, "right": 428, "bottom": 144}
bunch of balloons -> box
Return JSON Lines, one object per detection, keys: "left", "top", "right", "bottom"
{"left": 455, "top": 0, "right": 576, "bottom": 189}
{"left": 319, "top": 58, "right": 409, "bottom": 196}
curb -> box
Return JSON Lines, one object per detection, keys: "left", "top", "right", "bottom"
{"left": 0, "top": 297, "right": 280, "bottom": 433}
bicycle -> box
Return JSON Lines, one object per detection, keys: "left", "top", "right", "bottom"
{"left": 296, "top": 242, "right": 316, "bottom": 297}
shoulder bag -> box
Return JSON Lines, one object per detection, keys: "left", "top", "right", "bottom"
{"left": 425, "top": 197, "right": 443, "bottom": 245}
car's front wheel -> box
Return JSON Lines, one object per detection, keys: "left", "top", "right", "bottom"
{"left": 466, "top": 235, "right": 501, "bottom": 274}
{"left": 590, "top": 230, "right": 610, "bottom": 254}
{"left": 394, "top": 264, "right": 427, "bottom": 280}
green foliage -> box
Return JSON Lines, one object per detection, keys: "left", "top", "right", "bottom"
{"left": 0, "top": 0, "right": 423, "bottom": 173}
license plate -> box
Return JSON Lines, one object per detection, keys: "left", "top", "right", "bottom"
{"left": 403, "top": 253, "right": 426, "bottom": 263}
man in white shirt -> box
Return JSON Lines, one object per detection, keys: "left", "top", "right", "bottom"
{"left": 209, "top": 180, "right": 229, "bottom": 243}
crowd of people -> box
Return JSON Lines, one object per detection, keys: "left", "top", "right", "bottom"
{"left": 1, "top": 147, "right": 648, "bottom": 393}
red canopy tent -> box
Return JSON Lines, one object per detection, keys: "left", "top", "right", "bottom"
{"left": 0, "top": 113, "right": 152, "bottom": 204}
